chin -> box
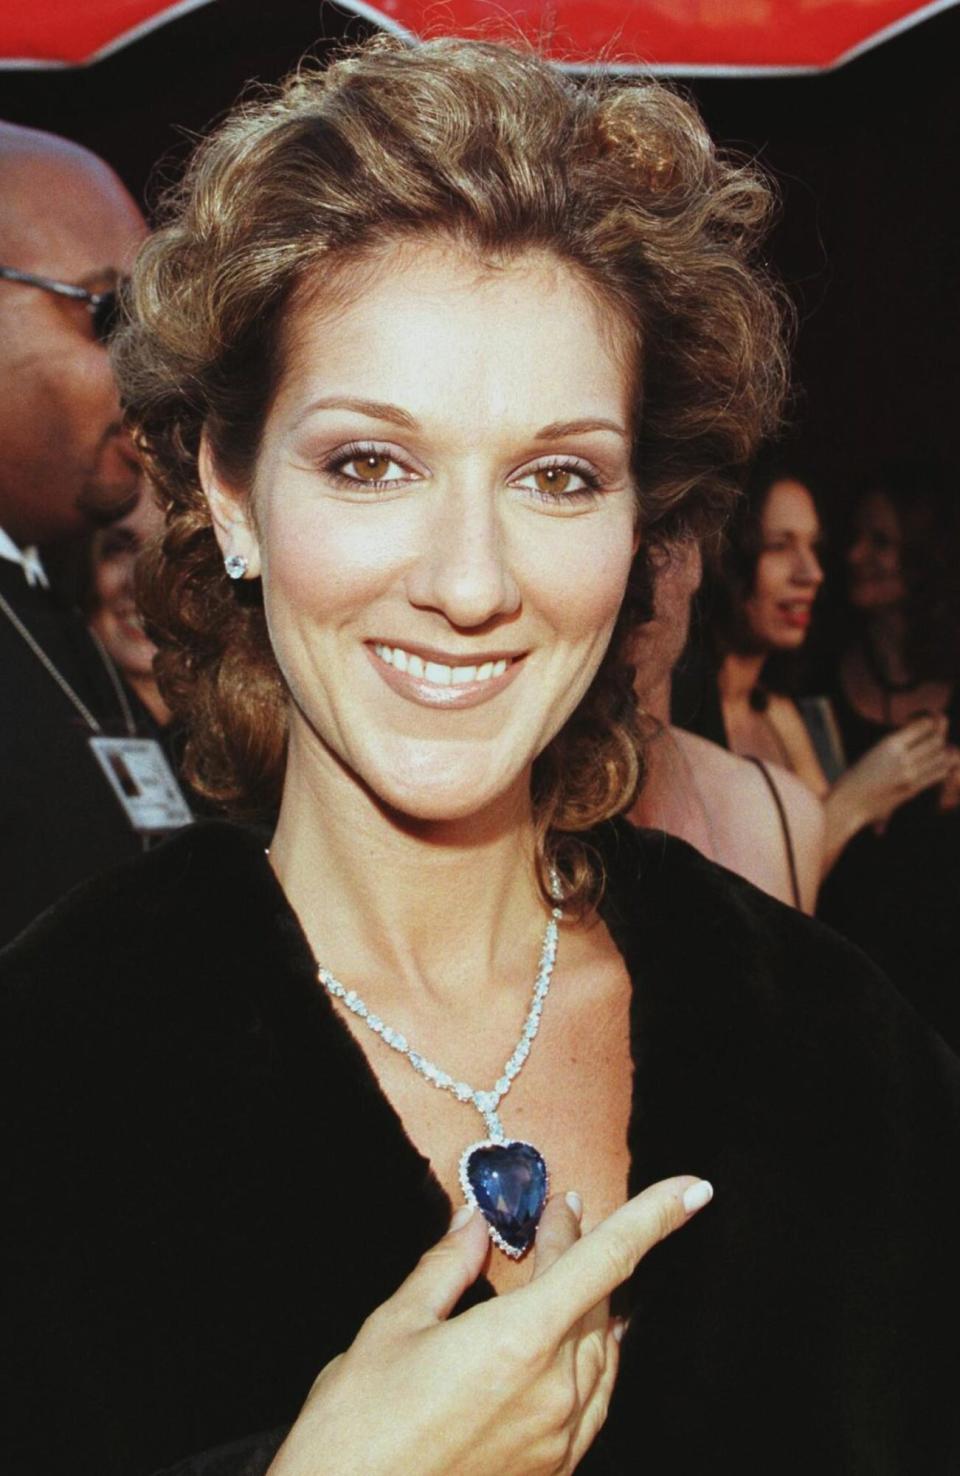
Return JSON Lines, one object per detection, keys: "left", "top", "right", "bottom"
{"left": 358, "top": 746, "right": 529, "bottom": 828}
{"left": 772, "top": 630, "right": 808, "bottom": 651}
{"left": 849, "top": 588, "right": 898, "bottom": 612}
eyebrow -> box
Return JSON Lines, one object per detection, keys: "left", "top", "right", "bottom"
{"left": 296, "top": 397, "right": 628, "bottom": 440}
{"left": 534, "top": 418, "right": 628, "bottom": 440}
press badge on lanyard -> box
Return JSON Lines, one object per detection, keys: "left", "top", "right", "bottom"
{"left": 0, "top": 586, "right": 193, "bottom": 836}
{"left": 89, "top": 736, "right": 193, "bottom": 833}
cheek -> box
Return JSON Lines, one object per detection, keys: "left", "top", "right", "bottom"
{"left": 520, "top": 516, "right": 635, "bottom": 642}
{"left": 55, "top": 345, "right": 119, "bottom": 426}
{"left": 259, "top": 502, "right": 404, "bottom": 636}
{"left": 751, "top": 556, "right": 782, "bottom": 609}
{"left": 94, "top": 564, "right": 124, "bottom": 610}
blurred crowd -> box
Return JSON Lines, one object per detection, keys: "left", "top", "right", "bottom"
{"left": 1, "top": 116, "right": 958, "bottom": 1052}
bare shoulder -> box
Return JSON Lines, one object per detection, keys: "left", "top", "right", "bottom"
{"left": 754, "top": 760, "right": 826, "bottom": 912}
{"left": 758, "top": 761, "right": 826, "bottom": 846}
{"left": 671, "top": 728, "right": 824, "bottom": 911}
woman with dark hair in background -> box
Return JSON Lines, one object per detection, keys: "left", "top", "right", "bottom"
{"left": 632, "top": 539, "right": 825, "bottom": 911}
{"left": 695, "top": 453, "right": 956, "bottom": 876}
{"left": 0, "top": 38, "right": 958, "bottom": 1476}
{"left": 817, "top": 462, "right": 960, "bottom": 1048}
{"left": 86, "top": 483, "right": 171, "bottom": 730}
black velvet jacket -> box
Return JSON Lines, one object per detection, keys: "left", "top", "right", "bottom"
{"left": 2, "top": 820, "right": 958, "bottom": 1476}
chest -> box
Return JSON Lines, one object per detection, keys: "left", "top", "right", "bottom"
{"left": 840, "top": 659, "right": 954, "bottom": 732}
{"left": 725, "top": 698, "right": 826, "bottom": 796}
{"left": 329, "top": 956, "right": 634, "bottom": 1294}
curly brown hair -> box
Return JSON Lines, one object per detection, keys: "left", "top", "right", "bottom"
{"left": 114, "top": 34, "right": 787, "bottom": 908}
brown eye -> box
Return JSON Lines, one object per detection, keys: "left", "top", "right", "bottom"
{"left": 351, "top": 453, "right": 393, "bottom": 481}
{"left": 534, "top": 466, "right": 572, "bottom": 495}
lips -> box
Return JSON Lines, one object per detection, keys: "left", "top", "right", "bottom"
{"left": 777, "top": 601, "right": 813, "bottom": 628}
{"left": 366, "top": 640, "right": 524, "bottom": 709}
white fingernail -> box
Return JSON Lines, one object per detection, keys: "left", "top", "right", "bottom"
{"left": 449, "top": 1204, "right": 474, "bottom": 1232}
{"left": 682, "top": 1180, "right": 714, "bottom": 1215}
{"left": 565, "top": 1190, "right": 583, "bottom": 1221}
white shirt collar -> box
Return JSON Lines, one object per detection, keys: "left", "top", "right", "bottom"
{"left": 0, "top": 527, "right": 49, "bottom": 588}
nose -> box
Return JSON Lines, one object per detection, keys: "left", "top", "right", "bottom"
{"left": 793, "top": 544, "right": 824, "bottom": 586}
{"left": 847, "top": 535, "right": 869, "bottom": 567}
{"left": 405, "top": 484, "right": 521, "bottom": 629}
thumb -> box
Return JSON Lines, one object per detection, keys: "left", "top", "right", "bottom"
{"left": 391, "top": 1206, "right": 491, "bottom": 1327}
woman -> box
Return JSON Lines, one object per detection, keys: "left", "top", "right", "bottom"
{"left": 1, "top": 39, "right": 958, "bottom": 1476}
{"left": 87, "top": 483, "right": 171, "bottom": 729}
{"left": 817, "top": 463, "right": 960, "bottom": 1048}
{"left": 699, "top": 456, "right": 956, "bottom": 871}
{"left": 631, "top": 540, "right": 825, "bottom": 911}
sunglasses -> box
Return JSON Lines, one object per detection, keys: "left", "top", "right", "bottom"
{"left": 0, "top": 265, "right": 124, "bottom": 344}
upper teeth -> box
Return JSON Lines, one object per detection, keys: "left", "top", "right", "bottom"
{"left": 374, "top": 644, "right": 509, "bottom": 685}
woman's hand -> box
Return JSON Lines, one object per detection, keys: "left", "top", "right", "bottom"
{"left": 937, "top": 747, "right": 960, "bottom": 812}
{"left": 824, "top": 716, "right": 953, "bottom": 867}
{"left": 267, "top": 1176, "right": 712, "bottom": 1476}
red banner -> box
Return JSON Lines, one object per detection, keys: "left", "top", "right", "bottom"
{"left": 1, "top": 0, "right": 955, "bottom": 72}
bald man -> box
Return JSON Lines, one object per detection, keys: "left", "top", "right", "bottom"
{"left": 0, "top": 123, "right": 172, "bottom": 945}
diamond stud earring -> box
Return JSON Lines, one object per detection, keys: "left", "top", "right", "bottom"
{"left": 224, "top": 554, "right": 248, "bottom": 580}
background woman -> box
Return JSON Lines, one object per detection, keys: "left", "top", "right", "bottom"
{"left": 1, "top": 38, "right": 958, "bottom": 1476}
{"left": 86, "top": 482, "right": 171, "bottom": 728}
{"left": 695, "top": 454, "right": 956, "bottom": 873}
{"left": 817, "top": 462, "right": 960, "bottom": 1048}
{"left": 631, "top": 540, "right": 825, "bottom": 911}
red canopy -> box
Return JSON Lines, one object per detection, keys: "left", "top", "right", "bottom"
{"left": 0, "top": 0, "right": 955, "bottom": 73}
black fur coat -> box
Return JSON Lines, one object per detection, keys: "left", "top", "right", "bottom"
{"left": 1, "top": 820, "right": 958, "bottom": 1475}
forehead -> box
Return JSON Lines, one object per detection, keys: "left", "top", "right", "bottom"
{"left": 98, "top": 487, "right": 162, "bottom": 544}
{"left": 0, "top": 155, "right": 144, "bottom": 283}
{"left": 273, "top": 240, "right": 634, "bottom": 433}
{"left": 856, "top": 490, "right": 899, "bottom": 535}
{"left": 762, "top": 478, "right": 818, "bottom": 530}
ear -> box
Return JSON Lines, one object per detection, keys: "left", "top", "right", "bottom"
{"left": 674, "top": 537, "right": 702, "bottom": 596}
{"left": 199, "top": 430, "right": 262, "bottom": 579}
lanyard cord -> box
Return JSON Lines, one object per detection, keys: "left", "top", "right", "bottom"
{"left": 87, "top": 626, "right": 137, "bottom": 737}
{"left": 0, "top": 589, "right": 136, "bottom": 738}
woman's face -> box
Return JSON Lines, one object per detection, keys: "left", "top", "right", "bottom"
{"left": 89, "top": 488, "right": 162, "bottom": 681}
{"left": 206, "top": 241, "right": 639, "bottom": 823}
{"left": 846, "top": 491, "right": 905, "bottom": 611}
{"left": 742, "top": 478, "right": 823, "bottom": 651}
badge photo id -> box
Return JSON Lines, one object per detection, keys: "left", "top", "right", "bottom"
{"left": 89, "top": 737, "right": 192, "bottom": 833}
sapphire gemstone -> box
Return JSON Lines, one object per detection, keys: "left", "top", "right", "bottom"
{"left": 465, "top": 1141, "right": 548, "bottom": 1255}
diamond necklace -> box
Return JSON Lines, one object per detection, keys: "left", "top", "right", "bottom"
{"left": 317, "top": 875, "right": 563, "bottom": 1259}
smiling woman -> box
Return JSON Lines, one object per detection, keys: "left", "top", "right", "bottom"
{"left": 118, "top": 37, "right": 785, "bottom": 904}
{"left": 2, "top": 34, "right": 960, "bottom": 1476}
{"left": 699, "top": 452, "right": 958, "bottom": 876}
{"left": 202, "top": 242, "right": 639, "bottom": 834}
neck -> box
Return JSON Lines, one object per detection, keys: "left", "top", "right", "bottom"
{"left": 718, "top": 649, "right": 766, "bottom": 706}
{"left": 641, "top": 677, "right": 670, "bottom": 726}
{"left": 269, "top": 726, "right": 546, "bottom": 1010}
{"left": 126, "top": 673, "right": 171, "bottom": 726}
{"left": 860, "top": 610, "right": 910, "bottom": 684}
{"left": 0, "top": 497, "right": 58, "bottom": 549}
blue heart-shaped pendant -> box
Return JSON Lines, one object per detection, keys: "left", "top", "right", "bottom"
{"left": 459, "top": 1139, "right": 549, "bottom": 1258}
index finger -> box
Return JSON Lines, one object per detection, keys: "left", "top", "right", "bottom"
{"left": 520, "top": 1176, "right": 713, "bottom": 1344}
{"left": 902, "top": 714, "right": 947, "bottom": 744}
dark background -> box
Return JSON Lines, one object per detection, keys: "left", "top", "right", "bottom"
{"left": 2, "top": 0, "right": 957, "bottom": 522}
